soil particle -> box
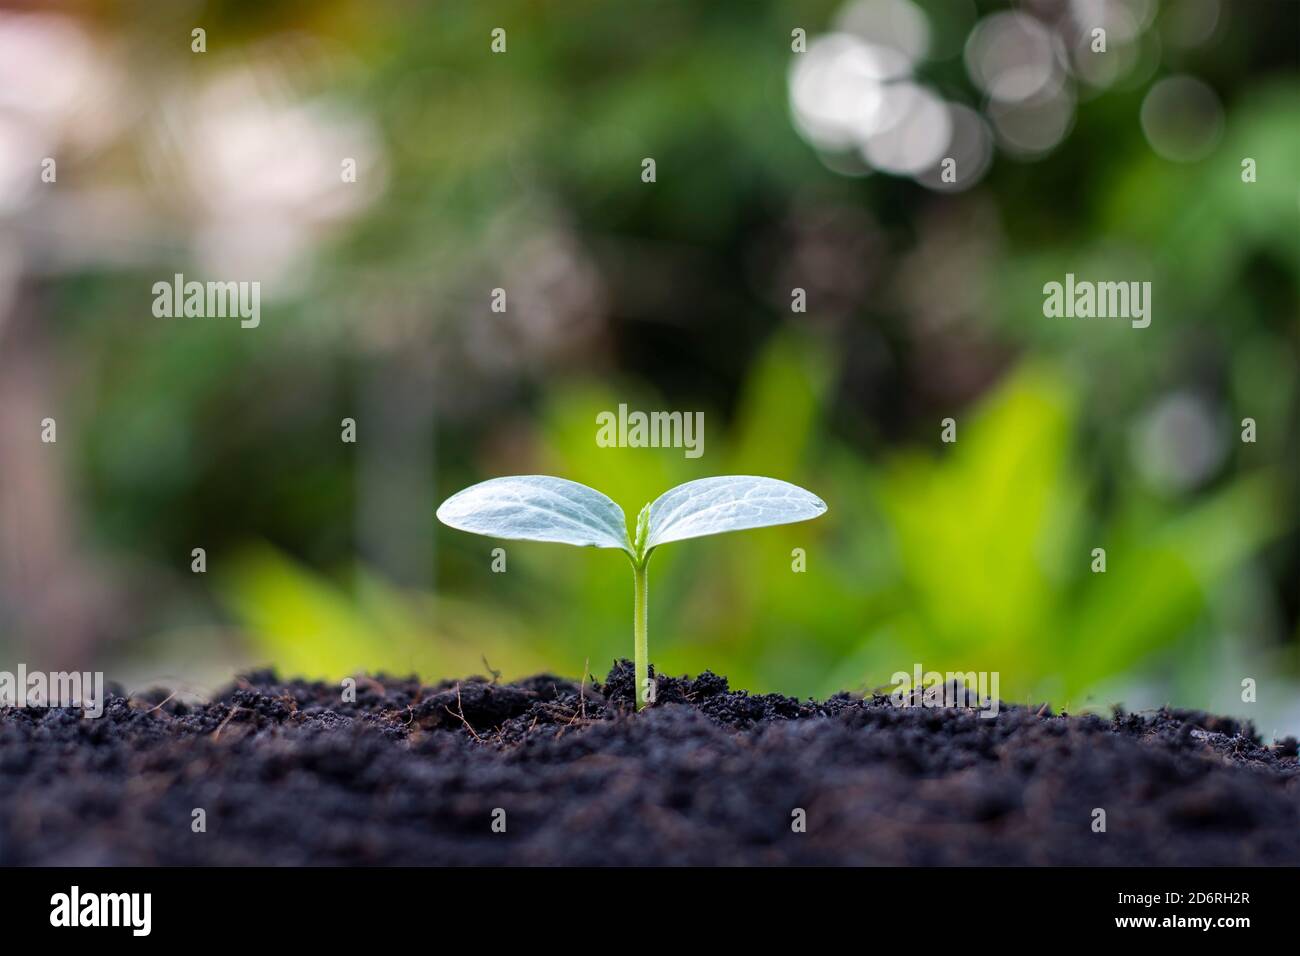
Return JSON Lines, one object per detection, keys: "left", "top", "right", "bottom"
{"left": 1, "top": 660, "right": 1296, "bottom": 865}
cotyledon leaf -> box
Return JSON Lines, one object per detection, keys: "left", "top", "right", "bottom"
{"left": 645, "top": 476, "right": 827, "bottom": 550}
{"left": 436, "top": 476, "right": 632, "bottom": 552}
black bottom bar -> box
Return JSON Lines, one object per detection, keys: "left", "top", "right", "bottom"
{"left": 0, "top": 865, "right": 1284, "bottom": 939}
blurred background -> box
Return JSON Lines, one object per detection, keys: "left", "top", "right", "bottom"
{"left": 0, "top": 0, "right": 1296, "bottom": 732}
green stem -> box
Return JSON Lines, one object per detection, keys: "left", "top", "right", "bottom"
{"left": 633, "top": 559, "right": 649, "bottom": 710}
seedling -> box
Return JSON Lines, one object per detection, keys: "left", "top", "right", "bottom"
{"left": 436, "top": 475, "right": 827, "bottom": 710}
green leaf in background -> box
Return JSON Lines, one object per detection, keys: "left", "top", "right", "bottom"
{"left": 223, "top": 546, "right": 551, "bottom": 681}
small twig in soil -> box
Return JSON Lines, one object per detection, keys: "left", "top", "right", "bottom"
{"left": 564, "top": 659, "right": 591, "bottom": 730}
{"left": 580, "top": 658, "right": 588, "bottom": 721}
{"left": 358, "top": 675, "right": 386, "bottom": 697}
{"left": 145, "top": 691, "right": 177, "bottom": 714}
{"left": 445, "top": 683, "right": 483, "bottom": 742}
{"left": 211, "top": 706, "right": 244, "bottom": 741}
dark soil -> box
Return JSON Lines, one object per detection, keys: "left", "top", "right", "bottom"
{"left": 2, "top": 661, "right": 1297, "bottom": 865}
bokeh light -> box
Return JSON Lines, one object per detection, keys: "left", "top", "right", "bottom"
{"left": 1140, "top": 74, "right": 1225, "bottom": 162}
